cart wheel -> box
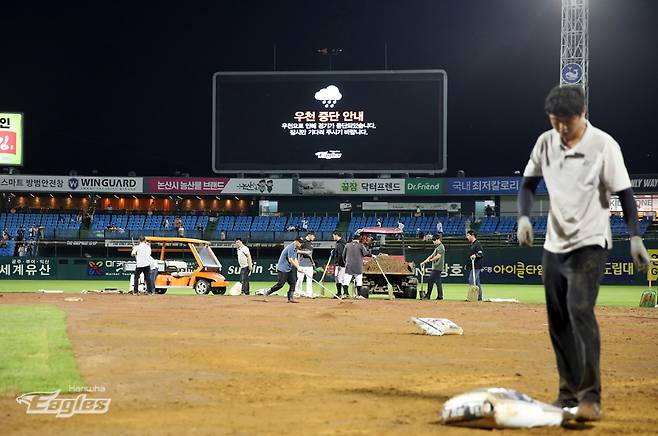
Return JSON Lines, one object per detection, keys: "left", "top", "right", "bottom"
{"left": 194, "top": 279, "right": 211, "bottom": 295}
{"left": 404, "top": 285, "right": 417, "bottom": 299}
{"left": 210, "top": 287, "right": 226, "bottom": 295}
{"left": 358, "top": 286, "right": 370, "bottom": 299}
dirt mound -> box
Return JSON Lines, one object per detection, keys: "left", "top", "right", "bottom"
{"left": 364, "top": 256, "right": 414, "bottom": 274}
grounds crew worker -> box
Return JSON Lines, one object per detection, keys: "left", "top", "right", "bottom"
{"left": 148, "top": 252, "right": 158, "bottom": 295}
{"left": 342, "top": 233, "right": 370, "bottom": 298}
{"left": 420, "top": 234, "right": 445, "bottom": 300}
{"left": 466, "top": 230, "right": 484, "bottom": 301}
{"left": 264, "top": 237, "right": 304, "bottom": 303}
{"left": 517, "top": 85, "right": 651, "bottom": 423}
{"left": 332, "top": 230, "right": 347, "bottom": 298}
{"left": 295, "top": 231, "right": 316, "bottom": 298}
{"left": 235, "top": 238, "right": 252, "bottom": 295}
{"left": 131, "top": 235, "right": 152, "bottom": 294}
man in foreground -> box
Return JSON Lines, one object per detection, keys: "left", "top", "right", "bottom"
{"left": 517, "top": 85, "right": 651, "bottom": 422}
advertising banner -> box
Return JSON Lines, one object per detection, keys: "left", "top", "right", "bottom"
{"left": 0, "top": 245, "right": 652, "bottom": 285}
{"left": 405, "top": 178, "right": 445, "bottom": 195}
{"left": 0, "top": 175, "right": 143, "bottom": 193}
{"left": 362, "top": 202, "right": 461, "bottom": 211}
{"left": 447, "top": 177, "right": 519, "bottom": 195}
{"left": 648, "top": 249, "right": 658, "bottom": 282}
{"left": 410, "top": 247, "right": 640, "bottom": 285}
{"left": 0, "top": 112, "right": 23, "bottom": 166}
{"left": 298, "top": 179, "right": 405, "bottom": 195}
{"left": 79, "top": 251, "right": 650, "bottom": 285}
{"left": 630, "top": 176, "right": 658, "bottom": 192}
{"left": 0, "top": 258, "right": 55, "bottom": 279}
{"left": 610, "top": 195, "right": 657, "bottom": 213}
{"left": 146, "top": 177, "right": 293, "bottom": 195}
{"left": 86, "top": 259, "right": 136, "bottom": 278}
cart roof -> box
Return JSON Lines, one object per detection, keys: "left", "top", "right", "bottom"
{"left": 357, "top": 227, "right": 403, "bottom": 235}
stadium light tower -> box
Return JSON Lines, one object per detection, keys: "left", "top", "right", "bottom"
{"left": 560, "top": 0, "right": 589, "bottom": 114}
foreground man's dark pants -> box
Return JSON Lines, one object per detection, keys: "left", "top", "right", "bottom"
{"left": 542, "top": 245, "right": 607, "bottom": 405}
{"left": 266, "top": 270, "right": 297, "bottom": 300}
{"left": 239, "top": 266, "right": 250, "bottom": 294}
{"left": 133, "top": 266, "right": 152, "bottom": 293}
{"left": 426, "top": 270, "right": 443, "bottom": 300}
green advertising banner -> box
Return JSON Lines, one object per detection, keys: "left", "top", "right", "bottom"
{"left": 405, "top": 178, "right": 445, "bottom": 195}
{"left": 0, "top": 258, "right": 56, "bottom": 279}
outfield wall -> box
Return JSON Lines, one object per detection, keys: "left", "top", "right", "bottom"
{"left": 1, "top": 243, "right": 654, "bottom": 286}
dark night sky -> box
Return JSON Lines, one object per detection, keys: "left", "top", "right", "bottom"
{"left": 2, "top": 0, "right": 657, "bottom": 177}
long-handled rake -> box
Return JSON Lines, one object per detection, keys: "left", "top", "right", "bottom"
{"left": 640, "top": 258, "right": 658, "bottom": 307}
{"left": 420, "top": 266, "right": 426, "bottom": 300}
{"left": 318, "top": 250, "right": 334, "bottom": 297}
{"left": 372, "top": 255, "right": 395, "bottom": 300}
{"left": 300, "top": 269, "right": 345, "bottom": 302}
{"left": 467, "top": 257, "right": 480, "bottom": 302}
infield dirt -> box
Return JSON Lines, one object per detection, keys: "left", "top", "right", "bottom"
{"left": 1, "top": 293, "right": 657, "bottom": 435}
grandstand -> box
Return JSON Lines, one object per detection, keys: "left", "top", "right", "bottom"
{"left": 1, "top": 209, "right": 653, "bottom": 247}
{"left": 1, "top": 211, "right": 342, "bottom": 243}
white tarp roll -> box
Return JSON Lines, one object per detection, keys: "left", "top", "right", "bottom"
{"left": 441, "top": 388, "right": 566, "bottom": 429}
{"left": 411, "top": 318, "right": 463, "bottom": 336}
{"left": 229, "top": 282, "right": 243, "bottom": 296}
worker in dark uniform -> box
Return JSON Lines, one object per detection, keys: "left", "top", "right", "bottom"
{"left": 332, "top": 230, "right": 347, "bottom": 297}
{"left": 342, "top": 233, "right": 370, "bottom": 298}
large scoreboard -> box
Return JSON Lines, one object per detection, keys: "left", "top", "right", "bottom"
{"left": 212, "top": 70, "right": 447, "bottom": 174}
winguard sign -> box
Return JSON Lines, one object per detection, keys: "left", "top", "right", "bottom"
{"left": 0, "top": 175, "right": 143, "bottom": 193}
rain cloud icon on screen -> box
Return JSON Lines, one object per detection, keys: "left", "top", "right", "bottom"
{"left": 314, "top": 85, "right": 342, "bottom": 108}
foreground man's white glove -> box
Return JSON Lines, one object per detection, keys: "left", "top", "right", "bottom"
{"left": 517, "top": 216, "right": 534, "bottom": 246}
{"left": 630, "top": 236, "right": 651, "bottom": 272}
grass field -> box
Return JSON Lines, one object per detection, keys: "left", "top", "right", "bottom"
{"left": 0, "top": 279, "right": 652, "bottom": 306}
{"left": 0, "top": 305, "right": 83, "bottom": 394}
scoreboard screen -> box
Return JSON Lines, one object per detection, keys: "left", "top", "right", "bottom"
{"left": 212, "top": 70, "right": 446, "bottom": 174}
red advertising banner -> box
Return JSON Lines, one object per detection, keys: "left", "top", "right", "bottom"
{"left": 147, "top": 178, "right": 230, "bottom": 194}
{"left": 146, "top": 177, "right": 293, "bottom": 195}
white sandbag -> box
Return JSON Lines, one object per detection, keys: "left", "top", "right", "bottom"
{"left": 411, "top": 318, "right": 463, "bottom": 336}
{"left": 64, "top": 297, "right": 83, "bottom": 302}
{"left": 441, "top": 387, "right": 565, "bottom": 429}
{"left": 484, "top": 298, "right": 520, "bottom": 303}
{"left": 228, "top": 282, "right": 242, "bottom": 296}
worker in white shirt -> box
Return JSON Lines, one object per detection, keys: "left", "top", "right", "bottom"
{"left": 131, "top": 235, "right": 152, "bottom": 294}
{"left": 517, "top": 85, "right": 651, "bottom": 422}
{"left": 235, "top": 238, "right": 253, "bottom": 295}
